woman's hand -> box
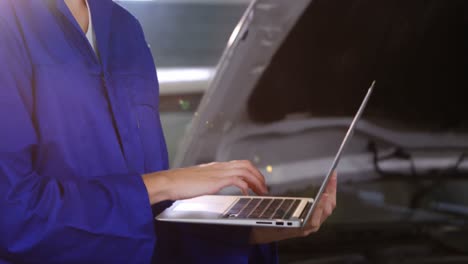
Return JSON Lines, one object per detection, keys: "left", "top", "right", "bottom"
{"left": 250, "top": 172, "right": 337, "bottom": 244}
{"left": 142, "top": 160, "right": 268, "bottom": 204}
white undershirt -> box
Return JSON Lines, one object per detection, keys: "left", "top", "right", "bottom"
{"left": 85, "top": 0, "right": 98, "bottom": 56}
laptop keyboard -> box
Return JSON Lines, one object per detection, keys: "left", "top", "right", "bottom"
{"left": 224, "top": 198, "right": 302, "bottom": 219}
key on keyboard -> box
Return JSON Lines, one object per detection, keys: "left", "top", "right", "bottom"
{"left": 246, "top": 199, "right": 272, "bottom": 218}
{"left": 225, "top": 198, "right": 251, "bottom": 217}
{"left": 237, "top": 198, "right": 261, "bottom": 218}
{"left": 259, "top": 199, "right": 284, "bottom": 219}
{"left": 225, "top": 198, "right": 302, "bottom": 220}
{"left": 272, "top": 199, "right": 293, "bottom": 219}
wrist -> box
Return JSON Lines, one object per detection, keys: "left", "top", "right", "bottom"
{"left": 142, "top": 172, "right": 172, "bottom": 204}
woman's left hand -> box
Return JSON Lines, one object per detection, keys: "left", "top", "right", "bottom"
{"left": 250, "top": 172, "right": 337, "bottom": 244}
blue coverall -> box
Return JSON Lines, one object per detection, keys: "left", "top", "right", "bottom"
{"left": 0, "top": 0, "right": 277, "bottom": 263}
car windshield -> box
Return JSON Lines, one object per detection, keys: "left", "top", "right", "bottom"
{"left": 116, "top": 0, "right": 248, "bottom": 163}
{"left": 116, "top": 0, "right": 247, "bottom": 68}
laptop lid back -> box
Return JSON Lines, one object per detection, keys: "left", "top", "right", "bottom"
{"left": 302, "top": 81, "right": 375, "bottom": 224}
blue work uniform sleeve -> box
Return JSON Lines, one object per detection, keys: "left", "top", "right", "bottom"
{"left": 0, "top": 17, "right": 155, "bottom": 263}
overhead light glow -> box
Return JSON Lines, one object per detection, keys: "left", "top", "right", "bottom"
{"left": 157, "top": 68, "right": 214, "bottom": 84}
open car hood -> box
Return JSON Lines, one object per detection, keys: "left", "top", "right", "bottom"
{"left": 174, "top": 0, "right": 468, "bottom": 185}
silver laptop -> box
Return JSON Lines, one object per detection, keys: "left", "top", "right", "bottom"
{"left": 156, "top": 81, "right": 375, "bottom": 228}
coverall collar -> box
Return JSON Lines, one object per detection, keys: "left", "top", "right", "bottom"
{"left": 51, "top": 0, "right": 114, "bottom": 69}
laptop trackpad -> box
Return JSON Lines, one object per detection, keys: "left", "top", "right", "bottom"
{"left": 173, "top": 195, "right": 237, "bottom": 214}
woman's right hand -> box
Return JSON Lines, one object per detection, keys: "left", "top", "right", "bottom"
{"left": 142, "top": 160, "right": 268, "bottom": 204}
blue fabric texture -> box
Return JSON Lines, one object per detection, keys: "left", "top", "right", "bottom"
{"left": 0, "top": 0, "right": 277, "bottom": 263}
